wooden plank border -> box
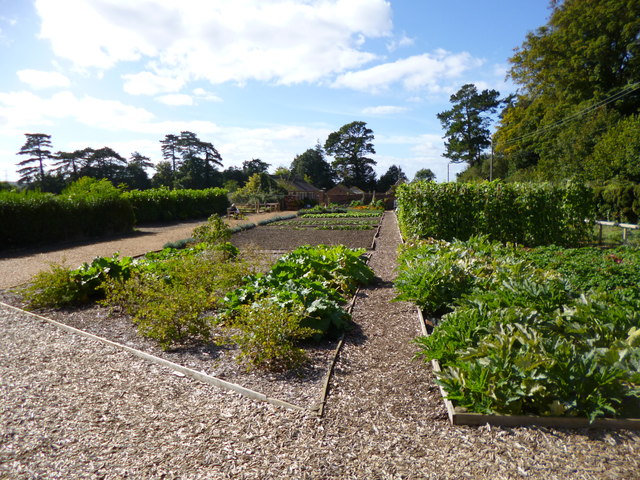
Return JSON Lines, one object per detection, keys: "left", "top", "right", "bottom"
{"left": 414, "top": 307, "right": 640, "bottom": 430}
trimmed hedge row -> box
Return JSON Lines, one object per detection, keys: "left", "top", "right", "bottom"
{"left": 123, "top": 188, "right": 229, "bottom": 224}
{"left": 0, "top": 192, "right": 135, "bottom": 249}
{"left": 0, "top": 188, "right": 229, "bottom": 249}
{"left": 396, "top": 181, "right": 594, "bottom": 247}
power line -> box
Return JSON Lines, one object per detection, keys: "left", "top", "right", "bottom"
{"left": 499, "top": 82, "right": 640, "bottom": 146}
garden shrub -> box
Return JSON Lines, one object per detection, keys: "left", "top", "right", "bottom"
{"left": 593, "top": 183, "right": 640, "bottom": 223}
{"left": 105, "top": 250, "right": 251, "bottom": 350}
{"left": 21, "top": 254, "right": 134, "bottom": 308}
{"left": 227, "top": 300, "right": 319, "bottom": 371}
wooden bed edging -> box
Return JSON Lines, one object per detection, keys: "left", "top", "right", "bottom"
{"left": 415, "top": 307, "right": 640, "bottom": 430}
{"left": 370, "top": 212, "right": 384, "bottom": 250}
{"left": 1, "top": 301, "right": 306, "bottom": 413}
{"left": 312, "top": 251, "right": 372, "bottom": 417}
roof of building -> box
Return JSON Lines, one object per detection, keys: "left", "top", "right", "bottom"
{"left": 273, "top": 176, "right": 321, "bottom": 193}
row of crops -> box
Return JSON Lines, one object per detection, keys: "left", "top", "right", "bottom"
{"left": 266, "top": 205, "right": 383, "bottom": 230}
{"left": 395, "top": 181, "right": 640, "bottom": 422}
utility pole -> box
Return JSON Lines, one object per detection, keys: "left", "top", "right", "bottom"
{"left": 490, "top": 140, "right": 494, "bottom": 181}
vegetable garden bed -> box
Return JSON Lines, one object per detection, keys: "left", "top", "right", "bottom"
{"left": 396, "top": 237, "right": 640, "bottom": 428}
{"left": 1, "top": 219, "right": 380, "bottom": 412}
{"left": 415, "top": 308, "right": 640, "bottom": 430}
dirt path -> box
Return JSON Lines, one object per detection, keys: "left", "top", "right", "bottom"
{"left": 1, "top": 212, "right": 638, "bottom": 479}
{"left": 0, "top": 211, "right": 293, "bottom": 289}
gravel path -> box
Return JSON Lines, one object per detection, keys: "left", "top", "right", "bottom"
{"left": 1, "top": 212, "right": 639, "bottom": 479}
{"left": 0, "top": 211, "right": 292, "bottom": 289}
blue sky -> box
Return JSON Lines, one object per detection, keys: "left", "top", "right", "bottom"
{"left": 0, "top": 0, "right": 552, "bottom": 184}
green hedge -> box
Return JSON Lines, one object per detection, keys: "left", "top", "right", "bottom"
{"left": 396, "top": 181, "right": 595, "bottom": 247}
{"left": 0, "top": 187, "right": 229, "bottom": 249}
{"left": 0, "top": 192, "right": 135, "bottom": 249}
{"left": 123, "top": 188, "right": 229, "bottom": 224}
{"left": 593, "top": 183, "right": 640, "bottom": 224}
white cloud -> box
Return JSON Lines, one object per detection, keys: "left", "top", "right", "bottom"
{"left": 122, "top": 71, "right": 185, "bottom": 96}
{"left": 35, "top": 0, "right": 393, "bottom": 86}
{"left": 333, "top": 50, "right": 484, "bottom": 93}
{"left": 156, "top": 93, "right": 193, "bottom": 106}
{"left": 386, "top": 32, "right": 414, "bottom": 51}
{"left": 3, "top": 91, "right": 152, "bottom": 135}
{"left": 17, "top": 69, "right": 71, "bottom": 89}
{"left": 193, "top": 88, "right": 222, "bottom": 102}
{"left": 362, "top": 105, "right": 408, "bottom": 115}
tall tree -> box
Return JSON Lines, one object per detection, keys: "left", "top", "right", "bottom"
{"left": 413, "top": 168, "right": 436, "bottom": 182}
{"left": 81, "top": 147, "right": 127, "bottom": 183}
{"left": 242, "top": 158, "right": 270, "bottom": 177}
{"left": 122, "top": 152, "right": 153, "bottom": 190}
{"left": 290, "top": 143, "right": 336, "bottom": 189}
{"left": 495, "top": 0, "right": 640, "bottom": 182}
{"left": 52, "top": 149, "right": 85, "bottom": 183}
{"left": 437, "top": 84, "right": 501, "bottom": 168}
{"left": 376, "top": 165, "right": 407, "bottom": 192}
{"left": 324, "top": 121, "right": 377, "bottom": 190}
{"left": 160, "top": 134, "right": 181, "bottom": 183}
{"left": 16, "top": 133, "right": 53, "bottom": 185}
{"left": 175, "top": 131, "right": 223, "bottom": 189}
{"left": 152, "top": 161, "right": 174, "bottom": 188}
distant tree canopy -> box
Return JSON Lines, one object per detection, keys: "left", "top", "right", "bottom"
{"left": 242, "top": 158, "right": 270, "bottom": 177}
{"left": 231, "top": 172, "right": 286, "bottom": 205}
{"left": 159, "top": 131, "right": 224, "bottom": 189}
{"left": 413, "top": 168, "right": 436, "bottom": 183}
{"left": 325, "top": 121, "right": 377, "bottom": 191}
{"left": 437, "top": 84, "right": 502, "bottom": 169}
{"left": 376, "top": 165, "right": 407, "bottom": 192}
{"left": 290, "top": 143, "right": 336, "bottom": 190}
{"left": 493, "top": 0, "right": 640, "bottom": 183}
{"left": 13, "top": 131, "right": 228, "bottom": 193}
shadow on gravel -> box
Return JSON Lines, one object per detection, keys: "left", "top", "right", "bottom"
{"left": 0, "top": 229, "right": 156, "bottom": 260}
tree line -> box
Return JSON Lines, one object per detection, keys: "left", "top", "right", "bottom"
{"left": 439, "top": 0, "right": 640, "bottom": 185}
{"left": 13, "top": 122, "right": 435, "bottom": 194}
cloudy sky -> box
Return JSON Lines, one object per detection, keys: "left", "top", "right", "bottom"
{"left": 0, "top": 0, "right": 551, "bottom": 183}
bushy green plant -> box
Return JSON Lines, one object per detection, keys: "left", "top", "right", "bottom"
{"left": 62, "top": 177, "right": 122, "bottom": 198}
{"left": 222, "top": 274, "right": 350, "bottom": 339}
{"left": 21, "top": 254, "right": 134, "bottom": 308}
{"left": 192, "top": 214, "right": 231, "bottom": 245}
{"left": 222, "top": 245, "right": 372, "bottom": 339}
{"left": 20, "top": 263, "right": 83, "bottom": 309}
{"left": 105, "top": 250, "right": 251, "bottom": 349}
{"left": 227, "top": 300, "right": 319, "bottom": 371}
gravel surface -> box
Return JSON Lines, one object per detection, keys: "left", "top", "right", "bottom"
{"left": 1, "top": 212, "right": 639, "bottom": 479}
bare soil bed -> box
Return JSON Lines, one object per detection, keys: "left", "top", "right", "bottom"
{"left": 229, "top": 225, "right": 376, "bottom": 251}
